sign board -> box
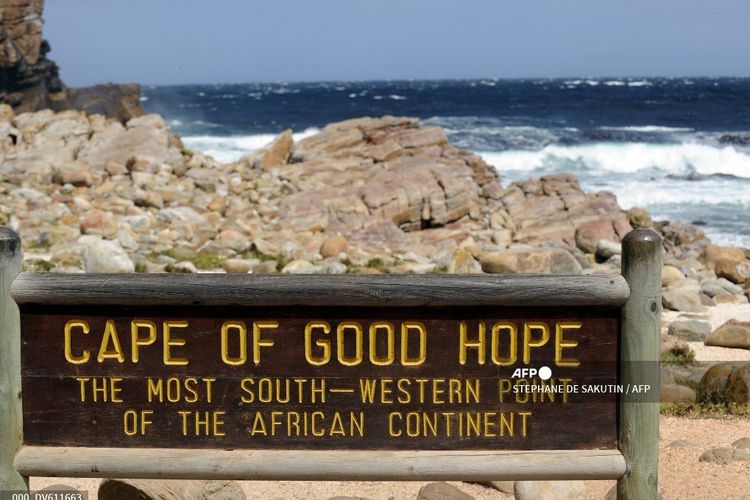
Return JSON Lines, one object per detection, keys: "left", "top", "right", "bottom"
{"left": 21, "top": 304, "right": 618, "bottom": 450}
{"left": 2, "top": 228, "right": 662, "bottom": 499}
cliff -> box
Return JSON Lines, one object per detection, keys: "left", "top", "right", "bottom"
{"left": 0, "top": 0, "right": 142, "bottom": 121}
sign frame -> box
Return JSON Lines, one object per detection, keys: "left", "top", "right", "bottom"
{"left": 0, "top": 227, "right": 662, "bottom": 498}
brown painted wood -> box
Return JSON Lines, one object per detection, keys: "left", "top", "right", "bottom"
{"left": 10, "top": 273, "right": 630, "bottom": 307}
{"left": 20, "top": 304, "right": 618, "bottom": 451}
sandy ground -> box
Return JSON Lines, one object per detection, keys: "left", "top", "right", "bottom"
{"left": 29, "top": 415, "right": 750, "bottom": 500}
{"left": 30, "top": 304, "right": 750, "bottom": 499}
{"left": 663, "top": 303, "right": 750, "bottom": 362}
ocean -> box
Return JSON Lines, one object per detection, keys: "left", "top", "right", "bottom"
{"left": 142, "top": 78, "right": 750, "bottom": 248}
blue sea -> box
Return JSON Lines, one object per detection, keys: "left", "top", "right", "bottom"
{"left": 142, "top": 78, "right": 750, "bottom": 248}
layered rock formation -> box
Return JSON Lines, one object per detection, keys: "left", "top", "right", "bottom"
{"left": 3, "top": 104, "right": 748, "bottom": 299}
{"left": 0, "top": 0, "right": 142, "bottom": 120}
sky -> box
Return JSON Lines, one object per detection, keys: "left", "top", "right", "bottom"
{"left": 45, "top": 0, "right": 750, "bottom": 86}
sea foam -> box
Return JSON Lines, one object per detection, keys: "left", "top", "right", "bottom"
{"left": 182, "top": 128, "right": 320, "bottom": 164}
{"left": 479, "top": 142, "right": 750, "bottom": 179}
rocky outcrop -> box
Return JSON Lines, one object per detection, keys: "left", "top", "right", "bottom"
{"left": 1, "top": 106, "right": 748, "bottom": 285}
{"left": 0, "top": 0, "right": 142, "bottom": 120}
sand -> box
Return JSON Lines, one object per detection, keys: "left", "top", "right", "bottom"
{"left": 29, "top": 304, "right": 750, "bottom": 499}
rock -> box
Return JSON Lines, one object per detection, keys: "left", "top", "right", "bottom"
{"left": 252, "top": 260, "right": 278, "bottom": 274}
{"left": 698, "top": 447, "right": 750, "bottom": 465}
{"left": 448, "top": 248, "right": 483, "bottom": 274}
{"left": 702, "top": 245, "right": 746, "bottom": 268}
{"left": 213, "top": 229, "right": 251, "bottom": 252}
{"left": 221, "top": 258, "right": 251, "bottom": 274}
{"left": 596, "top": 239, "right": 621, "bottom": 260}
{"left": 417, "top": 482, "right": 474, "bottom": 500}
{"left": 661, "top": 382, "right": 696, "bottom": 403}
{"left": 698, "top": 362, "right": 750, "bottom": 401}
{"left": 700, "top": 281, "right": 731, "bottom": 298}
{"left": 705, "top": 320, "right": 750, "bottom": 350}
{"left": 732, "top": 437, "right": 750, "bottom": 450}
{"left": 666, "top": 439, "right": 697, "bottom": 448}
{"left": 514, "top": 480, "right": 586, "bottom": 500}
{"left": 728, "top": 365, "right": 750, "bottom": 405}
{"left": 715, "top": 258, "right": 750, "bottom": 284}
{"left": 604, "top": 485, "right": 663, "bottom": 500}
{"left": 480, "top": 248, "right": 582, "bottom": 275}
{"left": 480, "top": 481, "right": 514, "bottom": 494}
{"left": 98, "top": 478, "right": 245, "bottom": 500}
{"left": 320, "top": 235, "right": 349, "bottom": 258}
{"left": 80, "top": 209, "right": 117, "bottom": 238}
{"left": 699, "top": 293, "right": 717, "bottom": 306}
{"left": 83, "top": 239, "right": 134, "bottom": 273}
{"left": 667, "top": 320, "right": 711, "bottom": 341}
{"left": 662, "top": 290, "right": 705, "bottom": 312}
{"left": 67, "top": 83, "right": 144, "bottom": 123}
{"left": 627, "top": 206, "right": 652, "bottom": 228}
{"left": 661, "top": 265, "right": 685, "bottom": 287}
{"left": 254, "top": 129, "right": 293, "bottom": 168}
{"left": 716, "top": 277, "right": 744, "bottom": 295}
{"left": 575, "top": 219, "right": 617, "bottom": 254}
{"left": 281, "top": 259, "right": 315, "bottom": 274}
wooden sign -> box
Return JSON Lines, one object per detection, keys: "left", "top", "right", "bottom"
{"left": 2, "top": 228, "right": 662, "bottom": 499}
{"left": 20, "top": 304, "right": 618, "bottom": 450}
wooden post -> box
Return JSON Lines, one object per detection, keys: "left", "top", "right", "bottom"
{"left": 0, "top": 227, "right": 27, "bottom": 490}
{"left": 618, "top": 228, "right": 661, "bottom": 499}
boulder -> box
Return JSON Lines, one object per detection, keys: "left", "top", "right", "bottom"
{"left": 661, "top": 382, "right": 696, "bottom": 403}
{"left": 727, "top": 365, "right": 750, "bottom": 405}
{"left": 705, "top": 320, "right": 750, "bottom": 350}
{"left": 698, "top": 447, "right": 750, "bottom": 465}
{"left": 574, "top": 219, "right": 617, "bottom": 254}
{"left": 732, "top": 437, "right": 750, "bottom": 450}
{"left": 221, "top": 258, "right": 251, "bottom": 274}
{"left": 596, "top": 239, "right": 621, "bottom": 260}
{"left": 448, "top": 248, "right": 483, "bottom": 274}
{"left": 702, "top": 245, "right": 746, "bottom": 268}
{"left": 698, "top": 362, "right": 750, "bottom": 401}
{"left": 281, "top": 259, "right": 315, "bottom": 274}
{"left": 83, "top": 238, "right": 134, "bottom": 273}
{"left": 661, "top": 265, "right": 685, "bottom": 287}
{"left": 98, "top": 479, "right": 245, "bottom": 500}
{"left": 514, "top": 480, "right": 586, "bottom": 500}
{"left": 479, "top": 248, "right": 582, "bottom": 275}
{"left": 715, "top": 258, "right": 750, "bottom": 284}
{"left": 662, "top": 290, "right": 704, "bottom": 312}
{"left": 416, "top": 482, "right": 474, "bottom": 500}
{"left": 254, "top": 129, "right": 293, "bottom": 168}
{"left": 667, "top": 320, "right": 711, "bottom": 342}
{"left": 320, "top": 235, "right": 349, "bottom": 258}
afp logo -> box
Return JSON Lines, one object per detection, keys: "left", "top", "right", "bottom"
{"left": 511, "top": 365, "right": 553, "bottom": 380}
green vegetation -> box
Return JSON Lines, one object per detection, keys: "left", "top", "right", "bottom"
{"left": 660, "top": 344, "right": 695, "bottom": 366}
{"left": 366, "top": 258, "right": 386, "bottom": 271}
{"left": 661, "top": 401, "right": 750, "bottom": 418}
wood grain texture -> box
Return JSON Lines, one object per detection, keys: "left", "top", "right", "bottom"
{"left": 0, "top": 228, "right": 27, "bottom": 490}
{"left": 11, "top": 273, "right": 630, "bottom": 307}
{"left": 14, "top": 446, "right": 627, "bottom": 481}
{"left": 618, "top": 229, "right": 662, "bottom": 500}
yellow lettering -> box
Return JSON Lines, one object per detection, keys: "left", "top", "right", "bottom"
{"left": 163, "top": 320, "right": 189, "bottom": 366}
{"left": 221, "top": 321, "right": 247, "bottom": 365}
{"left": 64, "top": 320, "right": 90, "bottom": 364}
